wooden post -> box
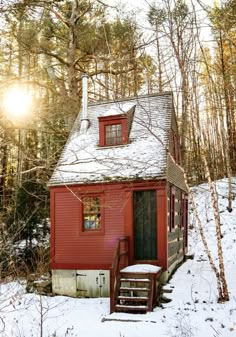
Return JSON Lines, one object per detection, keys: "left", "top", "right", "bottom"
{"left": 157, "top": 187, "right": 168, "bottom": 269}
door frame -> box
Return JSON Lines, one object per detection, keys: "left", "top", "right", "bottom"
{"left": 124, "top": 181, "right": 168, "bottom": 269}
{"left": 133, "top": 189, "right": 157, "bottom": 261}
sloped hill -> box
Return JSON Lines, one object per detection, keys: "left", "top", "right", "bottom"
{"left": 0, "top": 179, "right": 236, "bottom": 337}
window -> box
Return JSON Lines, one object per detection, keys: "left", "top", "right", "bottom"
{"left": 180, "top": 194, "right": 185, "bottom": 229}
{"left": 98, "top": 105, "right": 135, "bottom": 147}
{"left": 181, "top": 193, "right": 188, "bottom": 249}
{"left": 105, "top": 124, "right": 122, "bottom": 145}
{"left": 82, "top": 197, "right": 101, "bottom": 231}
{"left": 169, "top": 186, "right": 175, "bottom": 232}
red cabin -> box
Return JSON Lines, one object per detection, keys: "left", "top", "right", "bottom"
{"left": 49, "top": 88, "right": 188, "bottom": 313}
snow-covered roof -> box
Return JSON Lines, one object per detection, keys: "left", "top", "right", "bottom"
{"left": 49, "top": 93, "right": 173, "bottom": 186}
{"left": 101, "top": 102, "right": 135, "bottom": 117}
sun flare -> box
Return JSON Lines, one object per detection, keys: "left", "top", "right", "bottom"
{"left": 3, "top": 87, "right": 32, "bottom": 121}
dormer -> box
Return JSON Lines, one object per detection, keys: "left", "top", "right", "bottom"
{"left": 98, "top": 104, "right": 135, "bottom": 147}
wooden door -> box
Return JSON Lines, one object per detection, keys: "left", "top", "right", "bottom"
{"left": 133, "top": 190, "right": 157, "bottom": 260}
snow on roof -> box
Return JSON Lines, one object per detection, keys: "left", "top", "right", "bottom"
{"left": 101, "top": 102, "right": 135, "bottom": 117}
{"left": 49, "top": 93, "right": 173, "bottom": 186}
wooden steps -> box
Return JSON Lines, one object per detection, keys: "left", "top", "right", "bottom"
{"left": 114, "top": 272, "right": 158, "bottom": 313}
{"left": 110, "top": 248, "right": 162, "bottom": 314}
{"left": 117, "top": 296, "right": 149, "bottom": 300}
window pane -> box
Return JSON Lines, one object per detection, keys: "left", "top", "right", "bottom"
{"left": 105, "top": 124, "right": 122, "bottom": 145}
{"left": 83, "top": 197, "right": 101, "bottom": 230}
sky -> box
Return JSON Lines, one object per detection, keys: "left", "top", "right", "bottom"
{"left": 102, "top": 0, "right": 214, "bottom": 48}
{"left": 104, "top": 0, "right": 214, "bottom": 14}
{"left": 1, "top": 178, "right": 236, "bottom": 337}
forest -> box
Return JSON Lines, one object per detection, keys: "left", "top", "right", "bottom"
{"left": 0, "top": 0, "right": 235, "bottom": 282}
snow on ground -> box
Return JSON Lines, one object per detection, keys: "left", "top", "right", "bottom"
{"left": 1, "top": 178, "right": 236, "bottom": 337}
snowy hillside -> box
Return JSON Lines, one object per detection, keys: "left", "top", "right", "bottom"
{"left": 0, "top": 179, "right": 236, "bottom": 337}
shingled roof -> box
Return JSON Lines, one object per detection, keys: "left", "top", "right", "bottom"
{"left": 49, "top": 93, "right": 174, "bottom": 186}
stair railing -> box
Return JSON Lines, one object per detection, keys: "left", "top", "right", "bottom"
{"left": 110, "top": 236, "right": 129, "bottom": 313}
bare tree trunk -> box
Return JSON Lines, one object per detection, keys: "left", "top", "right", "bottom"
{"left": 201, "top": 149, "right": 229, "bottom": 301}
{"left": 0, "top": 137, "right": 7, "bottom": 209}
{"left": 189, "top": 81, "right": 230, "bottom": 301}
{"left": 218, "top": 30, "right": 233, "bottom": 212}
{"left": 186, "top": 175, "right": 225, "bottom": 300}
{"left": 173, "top": 150, "right": 229, "bottom": 302}
{"left": 156, "top": 32, "right": 163, "bottom": 93}
{"left": 67, "top": 0, "right": 80, "bottom": 128}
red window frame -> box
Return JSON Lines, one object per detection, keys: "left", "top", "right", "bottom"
{"left": 79, "top": 194, "right": 105, "bottom": 236}
{"left": 105, "top": 123, "right": 122, "bottom": 146}
{"left": 98, "top": 114, "right": 128, "bottom": 147}
{"left": 181, "top": 193, "right": 188, "bottom": 249}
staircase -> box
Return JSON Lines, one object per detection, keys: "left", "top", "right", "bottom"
{"left": 115, "top": 271, "right": 156, "bottom": 313}
{"left": 109, "top": 236, "right": 162, "bottom": 314}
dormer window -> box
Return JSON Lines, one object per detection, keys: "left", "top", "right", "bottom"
{"left": 98, "top": 104, "right": 135, "bottom": 147}
{"left": 105, "top": 123, "right": 122, "bottom": 145}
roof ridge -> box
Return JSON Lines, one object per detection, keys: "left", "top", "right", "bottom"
{"left": 87, "top": 92, "right": 173, "bottom": 107}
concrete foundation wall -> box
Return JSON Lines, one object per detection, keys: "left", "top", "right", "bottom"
{"left": 52, "top": 269, "right": 110, "bottom": 297}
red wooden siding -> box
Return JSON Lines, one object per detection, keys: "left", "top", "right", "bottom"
{"left": 50, "top": 180, "right": 168, "bottom": 271}
{"left": 54, "top": 191, "right": 80, "bottom": 265}
{"left": 157, "top": 188, "right": 168, "bottom": 269}
{"left": 51, "top": 184, "right": 127, "bottom": 269}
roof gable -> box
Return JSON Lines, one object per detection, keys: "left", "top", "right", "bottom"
{"left": 100, "top": 102, "right": 135, "bottom": 117}
{"left": 49, "top": 93, "right": 174, "bottom": 186}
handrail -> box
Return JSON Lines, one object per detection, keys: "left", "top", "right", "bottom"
{"left": 110, "top": 236, "right": 129, "bottom": 313}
